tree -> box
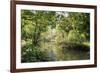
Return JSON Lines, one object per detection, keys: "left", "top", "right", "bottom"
{"left": 21, "top": 10, "right": 90, "bottom": 62}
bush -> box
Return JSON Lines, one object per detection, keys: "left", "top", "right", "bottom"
{"left": 21, "top": 44, "right": 53, "bottom": 63}
{"left": 68, "top": 30, "right": 86, "bottom": 43}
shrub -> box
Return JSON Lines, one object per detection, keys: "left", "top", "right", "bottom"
{"left": 68, "top": 30, "right": 86, "bottom": 43}
{"left": 21, "top": 44, "right": 54, "bottom": 62}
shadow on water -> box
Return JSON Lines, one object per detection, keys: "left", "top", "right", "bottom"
{"left": 58, "top": 42, "right": 90, "bottom": 60}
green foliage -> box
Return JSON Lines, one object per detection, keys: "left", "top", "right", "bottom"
{"left": 21, "top": 45, "right": 53, "bottom": 62}
{"left": 21, "top": 10, "right": 90, "bottom": 62}
{"left": 68, "top": 13, "right": 90, "bottom": 40}
{"left": 68, "top": 30, "right": 86, "bottom": 43}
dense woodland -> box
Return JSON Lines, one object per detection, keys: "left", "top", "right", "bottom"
{"left": 21, "top": 10, "right": 90, "bottom": 63}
